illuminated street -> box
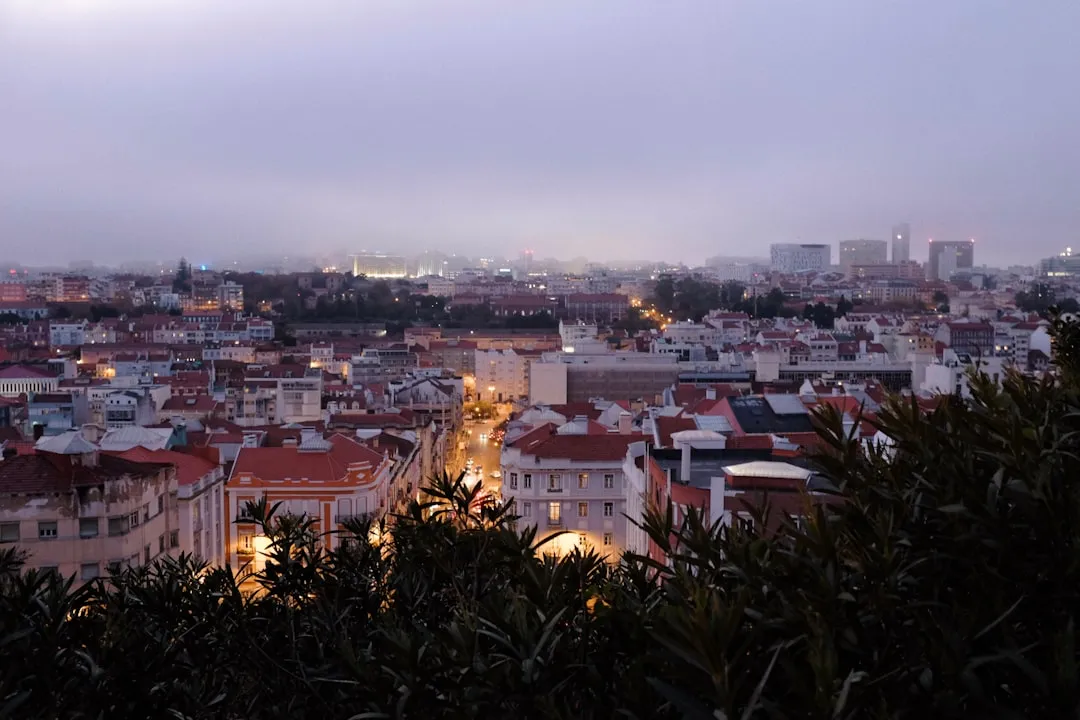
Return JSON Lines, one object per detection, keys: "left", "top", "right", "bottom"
{"left": 462, "top": 414, "right": 506, "bottom": 500}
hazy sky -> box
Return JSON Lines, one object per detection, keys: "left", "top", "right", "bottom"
{"left": 2, "top": 0, "right": 1079, "bottom": 267}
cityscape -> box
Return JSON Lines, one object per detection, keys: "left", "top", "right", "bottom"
{"left": 2, "top": 1, "right": 1080, "bottom": 717}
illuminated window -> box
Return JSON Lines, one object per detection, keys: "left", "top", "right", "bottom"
{"left": 547, "top": 502, "right": 562, "bottom": 526}
{"left": 578, "top": 502, "right": 589, "bottom": 518}
{"left": 578, "top": 473, "right": 589, "bottom": 489}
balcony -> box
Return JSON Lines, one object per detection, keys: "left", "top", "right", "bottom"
{"left": 546, "top": 487, "right": 563, "bottom": 494}
{"left": 235, "top": 514, "right": 256, "bottom": 523}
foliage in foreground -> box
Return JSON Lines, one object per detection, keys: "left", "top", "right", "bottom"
{"left": 3, "top": 326, "right": 1080, "bottom": 717}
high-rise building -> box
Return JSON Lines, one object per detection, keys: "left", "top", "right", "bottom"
{"left": 769, "top": 243, "right": 831, "bottom": 274}
{"left": 927, "top": 239, "right": 974, "bottom": 281}
{"left": 839, "top": 239, "right": 888, "bottom": 273}
{"left": 891, "top": 223, "right": 911, "bottom": 263}
{"left": 1039, "top": 247, "right": 1080, "bottom": 277}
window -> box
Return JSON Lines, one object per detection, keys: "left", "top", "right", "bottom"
{"left": 578, "top": 502, "right": 589, "bottom": 518}
{"left": 79, "top": 518, "right": 100, "bottom": 538}
{"left": 510, "top": 472, "right": 518, "bottom": 490}
{"left": 238, "top": 532, "right": 254, "bottom": 554}
{"left": 144, "top": 545, "right": 151, "bottom": 564}
{"left": 547, "top": 502, "right": 562, "bottom": 526}
{"left": 129, "top": 511, "right": 141, "bottom": 528}
{"left": 169, "top": 530, "right": 179, "bottom": 548}
{"left": 603, "top": 502, "right": 614, "bottom": 517}
{"left": 578, "top": 473, "right": 589, "bottom": 489}
{"left": 523, "top": 474, "right": 532, "bottom": 490}
{"left": 237, "top": 500, "right": 255, "bottom": 520}
{"left": 522, "top": 501, "right": 532, "bottom": 518}
{"left": 38, "top": 521, "right": 58, "bottom": 539}
{"left": 547, "top": 474, "right": 562, "bottom": 492}
{"left": 80, "top": 563, "right": 99, "bottom": 581}
{"left": 603, "top": 533, "right": 613, "bottom": 546}
{"left": 158, "top": 534, "right": 166, "bottom": 554}
{"left": 157, "top": 495, "right": 164, "bottom": 515}
{"left": 108, "top": 516, "right": 129, "bottom": 536}
{"left": 734, "top": 513, "right": 754, "bottom": 532}
{"left": 106, "top": 561, "right": 122, "bottom": 574}
{"left": 604, "top": 474, "right": 615, "bottom": 489}
{"left": 0, "top": 522, "right": 18, "bottom": 543}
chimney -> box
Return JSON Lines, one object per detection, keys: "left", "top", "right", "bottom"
{"left": 705, "top": 387, "right": 717, "bottom": 401}
{"left": 680, "top": 441, "right": 692, "bottom": 487}
{"left": 618, "top": 411, "right": 632, "bottom": 434}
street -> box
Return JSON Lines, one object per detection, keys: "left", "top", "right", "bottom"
{"left": 462, "top": 416, "right": 505, "bottom": 499}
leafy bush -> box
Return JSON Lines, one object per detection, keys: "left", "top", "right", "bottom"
{"left": 3, "top": 324, "right": 1080, "bottom": 718}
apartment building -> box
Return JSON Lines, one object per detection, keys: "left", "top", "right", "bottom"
{"left": 500, "top": 419, "right": 643, "bottom": 559}
{"left": 224, "top": 433, "right": 395, "bottom": 566}
{"left": 474, "top": 348, "right": 532, "bottom": 403}
{"left": 0, "top": 431, "right": 224, "bottom": 581}
{"left": 934, "top": 321, "right": 995, "bottom": 356}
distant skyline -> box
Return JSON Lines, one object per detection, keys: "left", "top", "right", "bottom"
{"left": 2, "top": 0, "right": 1079, "bottom": 266}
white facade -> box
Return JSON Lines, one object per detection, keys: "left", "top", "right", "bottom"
{"left": 474, "top": 349, "right": 530, "bottom": 403}
{"left": 501, "top": 440, "right": 636, "bottom": 559}
{"left": 769, "top": 243, "right": 831, "bottom": 273}
{"left": 50, "top": 321, "right": 87, "bottom": 347}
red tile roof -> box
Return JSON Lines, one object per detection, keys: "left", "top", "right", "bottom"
{"left": 655, "top": 414, "right": 697, "bottom": 446}
{"left": 230, "top": 434, "right": 387, "bottom": 484}
{"left": 508, "top": 423, "right": 644, "bottom": 461}
{"left": 109, "top": 447, "right": 218, "bottom": 486}
{"left": 0, "top": 364, "right": 56, "bottom": 379}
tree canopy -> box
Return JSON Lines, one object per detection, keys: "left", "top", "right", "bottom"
{"left": 3, "top": 320, "right": 1080, "bottom": 718}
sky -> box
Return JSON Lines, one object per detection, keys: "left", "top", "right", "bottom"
{"left": 2, "top": 0, "right": 1079, "bottom": 268}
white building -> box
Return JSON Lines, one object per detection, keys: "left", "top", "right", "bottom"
{"left": 474, "top": 348, "right": 531, "bottom": 403}
{"left": 769, "top": 243, "right": 831, "bottom": 273}
{"left": 50, "top": 321, "right": 87, "bottom": 347}
{"left": 500, "top": 417, "right": 642, "bottom": 559}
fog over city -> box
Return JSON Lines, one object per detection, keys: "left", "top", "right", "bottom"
{"left": 2, "top": 0, "right": 1079, "bottom": 266}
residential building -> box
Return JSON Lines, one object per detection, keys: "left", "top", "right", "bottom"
{"left": 0, "top": 431, "right": 198, "bottom": 582}
{"left": 474, "top": 348, "right": 532, "bottom": 403}
{"left": 500, "top": 419, "right": 643, "bottom": 559}
{"left": 217, "top": 281, "right": 245, "bottom": 312}
{"left": 225, "top": 433, "right": 396, "bottom": 568}
{"left": 28, "top": 392, "right": 91, "bottom": 438}
{"left": 934, "top": 321, "right": 995, "bottom": 356}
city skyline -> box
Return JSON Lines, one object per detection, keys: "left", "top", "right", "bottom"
{"left": 3, "top": 0, "right": 1079, "bottom": 266}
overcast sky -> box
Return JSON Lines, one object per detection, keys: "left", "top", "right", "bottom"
{"left": 2, "top": 0, "right": 1078, "bottom": 267}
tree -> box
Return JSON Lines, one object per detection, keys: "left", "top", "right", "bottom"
{"left": 932, "top": 290, "right": 949, "bottom": 305}
{"left": 4, "top": 322, "right": 1080, "bottom": 717}
{"left": 835, "top": 294, "right": 853, "bottom": 318}
{"left": 1016, "top": 283, "right": 1055, "bottom": 314}
{"left": 173, "top": 257, "right": 191, "bottom": 293}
